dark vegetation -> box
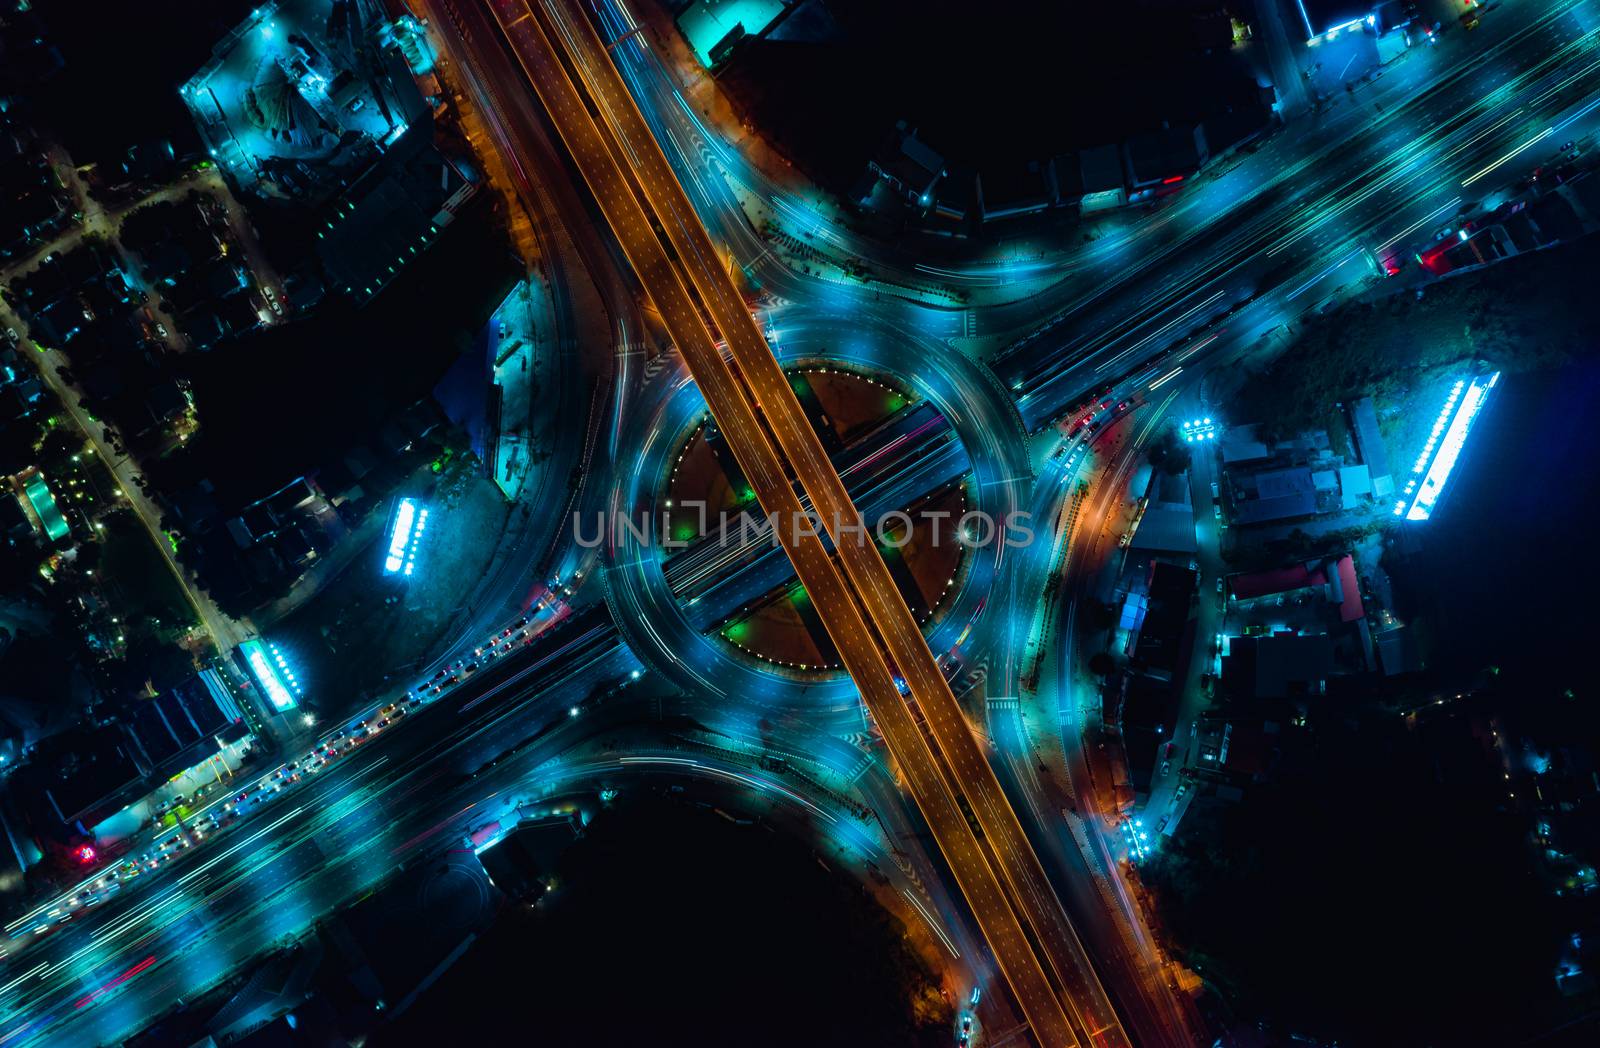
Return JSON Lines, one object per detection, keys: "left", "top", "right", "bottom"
{"left": 719, "top": 0, "right": 1262, "bottom": 191}
{"left": 150, "top": 199, "right": 518, "bottom": 511}
{"left": 1236, "top": 235, "right": 1598, "bottom": 441}
{"left": 1145, "top": 700, "right": 1563, "bottom": 1045}
{"left": 96, "top": 508, "right": 195, "bottom": 639}
{"left": 382, "top": 795, "right": 951, "bottom": 1046}
{"left": 1165, "top": 313, "right": 1600, "bottom": 1044}
{"left": 30, "top": 0, "right": 255, "bottom": 168}
{"left": 1147, "top": 428, "right": 1193, "bottom": 476}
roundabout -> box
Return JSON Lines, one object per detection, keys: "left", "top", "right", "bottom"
{"left": 600, "top": 309, "right": 1031, "bottom": 715}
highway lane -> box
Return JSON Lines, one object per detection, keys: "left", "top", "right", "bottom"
{"left": 583, "top": 0, "right": 1542, "bottom": 333}
{"left": 5, "top": 331, "right": 996, "bottom": 974}
{"left": 478, "top": 4, "right": 1083, "bottom": 1043}
{"left": 7, "top": 569, "right": 1012, "bottom": 1047}
{"left": 5, "top": 709, "right": 919, "bottom": 1048}
{"left": 584, "top": 0, "right": 970, "bottom": 311}
{"left": 991, "top": 401, "right": 1203, "bottom": 1048}
{"left": 375, "top": 0, "right": 655, "bottom": 706}
{"left": 534, "top": 0, "right": 1140, "bottom": 1041}
{"left": 0, "top": 609, "right": 640, "bottom": 1045}
{"left": 15, "top": 6, "right": 1600, "bottom": 1043}
{"left": 999, "top": 2, "right": 1600, "bottom": 401}
{"left": 593, "top": 0, "right": 1597, "bottom": 415}
{"left": 979, "top": 57, "right": 1593, "bottom": 998}
{"left": 444, "top": 8, "right": 1600, "bottom": 1048}
{"left": 609, "top": 310, "right": 1027, "bottom": 706}
{"left": 986, "top": 33, "right": 1600, "bottom": 994}
{"left": 569, "top": 0, "right": 1600, "bottom": 690}
{"left": 979, "top": 0, "right": 1600, "bottom": 337}
{"left": 424, "top": 0, "right": 956, "bottom": 726}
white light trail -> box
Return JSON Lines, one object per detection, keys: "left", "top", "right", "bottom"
{"left": 1463, "top": 128, "right": 1552, "bottom": 185}
{"left": 1377, "top": 197, "right": 1461, "bottom": 252}
{"left": 1148, "top": 366, "right": 1184, "bottom": 391}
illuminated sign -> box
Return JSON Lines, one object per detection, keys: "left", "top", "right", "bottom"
{"left": 1395, "top": 373, "right": 1499, "bottom": 522}
{"left": 384, "top": 498, "right": 429, "bottom": 576}
{"left": 241, "top": 638, "right": 300, "bottom": 711}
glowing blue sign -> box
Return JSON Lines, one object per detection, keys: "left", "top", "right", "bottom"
{"left": 384, "top": 498, "right": 429, "bottom": 576}
{"left": 241, "top": 638, "right": 300, "bottom": 711}
{"left": 1395, "top": 373, "right": 1498, "bottom": 522}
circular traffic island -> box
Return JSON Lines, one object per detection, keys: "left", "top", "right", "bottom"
{"left": 662, "top": 364, "right": 971, "bottom": 672}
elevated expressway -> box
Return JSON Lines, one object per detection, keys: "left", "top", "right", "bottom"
{"left": 472, "top": 1, "right": 1131, "bottom": 1042}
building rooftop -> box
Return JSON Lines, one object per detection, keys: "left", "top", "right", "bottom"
{"left": 1229, "top": 560, "right": 1329, "bottom": 601}
{"left": 1079, "top": 144, "right": 1125, "bottom": 195}
{"left": 1124, "top": 124, "right": 1208, "bottom": 189}
{"left": 182, "top": 0, "right": 427, "bottom": 198}
{"left": 1330, "top": 553, "right": 1365, "bottom": 623}
{"left": 1338, "top": 464, "right": 1373, "bottom": 509}
{"left": 1232, "top": 466, "right": 1318, "bottom": 525}
{"left": 1223, "top": 632, "right": 1335, "bottom": 699}
{"left": 124, "top": 675, "right": 244, "bottom": 775}
{"left": 1134, "top": 562, "right": 1196, "bottom": 676}
{"left": 1129, "top": 501, "right": 1198, "bottom": 555}
{"left": 678, "top": 0, "right": 789, "bottom": 67}
{"left": 27, "top": 726, "right": 144, "bottom": 828}
{"left": 318, "top": 121, "right": 478, "bottom": 304}
{"left": 1348, "top": 397, "right": 1393, "bottom": 494}
{"left": 1220, "top": 423, "right": 1271, "bottom": 464}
